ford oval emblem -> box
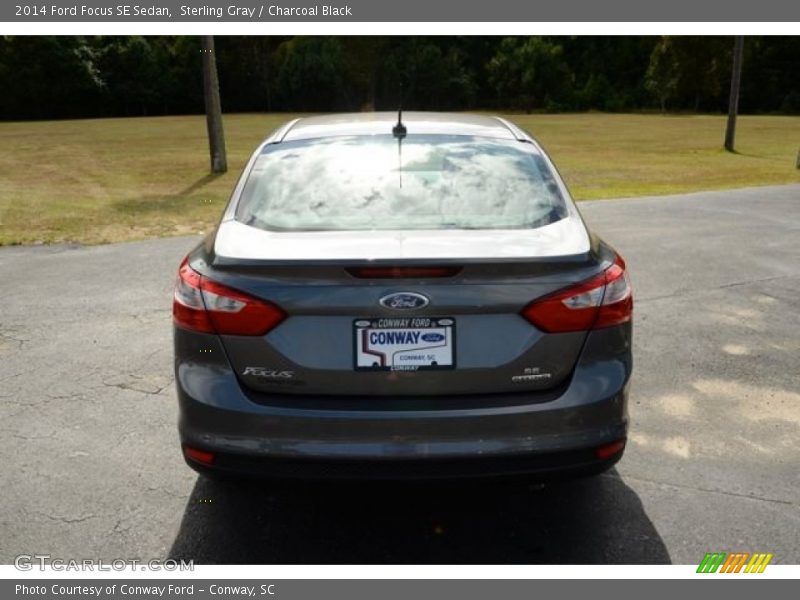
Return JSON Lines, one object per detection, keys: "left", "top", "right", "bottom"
{"left": 379, "top": 292, "right": 430, "bottom": 310}
{"left": 421, "top": 333, "right": 445, "bottom": 342}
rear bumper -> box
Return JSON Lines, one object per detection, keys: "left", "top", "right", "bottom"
{"left": 175, "top": 326, "right": 631, "bottom": 480}
{"left": 184, "top": 444, "right": 625, "bottom": 481}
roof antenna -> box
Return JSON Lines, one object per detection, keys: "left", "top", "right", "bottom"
{"left": 392, "top": 82, "right": 406, "bottom": 138}
{"left": 393, "top": 84, "right": 406, "bottom": 187}
{"left": 392, "top": 109, "right": 407, "bottom": 139}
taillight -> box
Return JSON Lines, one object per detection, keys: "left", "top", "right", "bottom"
{"left": 521, "top": 256, "right": 632, "bottom": 333}
{"left": 173, "top": 260, "right": 214, "bottom": 333}
{"left": 173, "top": 258, "right": 286, "bottom": 336}
{"left": 595, "top": 439, "right": 626, "bottom": 460}
{"left": 184, "top": 446, "right": 215, "bottom": 465}
{"left": 593, "top": 257, "right": 633, "bottom": 329}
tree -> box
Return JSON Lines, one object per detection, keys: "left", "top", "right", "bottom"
{"left": 95, "top": 37, "right": 164, "bottom": 116}
{"left": 645, "top": 36, "right": 732, "bottom": 112}
{"left": 214, "top": 36, "right": 286, "bottom": 112}
{"left": 488, "top": 37, "right": 568, "bottom": 113}
{"left": 562, "top": 36, "right": 656, "bottom": 111}
{"left": 273, "top": 37, "right": 349, "bottom": 111}
{"left": 2, "top": 36, "right": 799, "bottom": 120}
{"left": 340, "top": 37, "right": 389, "bottom": 110}
{"left": 644, "top": 37, "right": 680, "bottom": 113}
{"left": 201, "top": 35, "right": 227, "bottom": 174}
{"left": 377, "top": 38, "right": 477, "bottom": 111}
{"left": 0, "top": 36, "right": 103, "bottom": 119}
{"left": 724, "top": 36, "right": 745, "bottom": 153}
{"left": 739, "top": 36, "right": 800, "bottom": 114}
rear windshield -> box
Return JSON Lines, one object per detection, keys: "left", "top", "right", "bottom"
{"left": 235, "top": 134, "right": 568, "bottom": 231}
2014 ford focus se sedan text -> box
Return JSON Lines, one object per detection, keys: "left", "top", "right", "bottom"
{"left": 173, "top": 112, "right": 633, "bottom": 480}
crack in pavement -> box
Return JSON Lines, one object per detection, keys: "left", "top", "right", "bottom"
{"left": 145, "top": 485, "right": 191, "bottom": 500}
{"left": 26, "top": 509, "right": 103, "bottom": 525}
{"left": 44, "top": 392, "right": 88, "bottom": 401}
{"left": 99, "top": 376, "right": 175, "bottom": 396}
{"left": 41, "top": 514, "right": 99, "bottom": 524}
{"left": 0, "top": 368, "right": 38, "bottom": 384}
{"left": 613, "top": 473, "right": 799, "bottom": 508}
{"left": 1, "top": 395, "right": 58, "bottom": 408}
{"left": 637, "top": 274, "right": 799, "bottom": 304}
{"left": 0, "top": 330, "right": 31, "bottom": 347}
{"left": 0, "top": 429, "right": 56, "bottom": 441}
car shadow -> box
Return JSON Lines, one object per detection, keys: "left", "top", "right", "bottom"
{"left": 168, "top": 469, "right": 670, "bottom": 564}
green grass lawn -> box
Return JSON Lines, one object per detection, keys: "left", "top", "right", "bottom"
{"left": 1, "top": 113, "right": 798, "bottom": 245}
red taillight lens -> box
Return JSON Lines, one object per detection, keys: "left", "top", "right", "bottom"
{"left": 200, "top": 277, "right": 286, "bottom": 336}
{"left": 595, "top": 439, "right": 626, "bottom": 460}
{"left": 173, "top": 260, "right": 214, "bottom": 333}
{"left": 184, "top": 446, "right": 215, "bottom": 465}
{"left": 173, "top": 258, "right": 286, "bottom": 336}
{"left": 346, "top": 266, "right": 461, "bottom": 278}
{"left": 521, "top": 256, "right": 632, "bottom": 333}
{"left": 593, "top": 257, "right": 633, "bottom": 329}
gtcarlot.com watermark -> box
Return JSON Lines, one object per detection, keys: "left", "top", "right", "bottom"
{"left": 14, "top": 554, "right": 194, "bottom": 572}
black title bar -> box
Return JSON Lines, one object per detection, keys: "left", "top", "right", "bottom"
{"left": 4, "top": 0, "right": 800, "bottom": 22}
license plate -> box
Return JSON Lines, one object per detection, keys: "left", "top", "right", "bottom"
{"left": 354, "top": 317, "right": 455, "bottom": 371}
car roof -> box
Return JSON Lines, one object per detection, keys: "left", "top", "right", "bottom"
{"left": 278, "top": 112, "right": 523, "bottom": 142}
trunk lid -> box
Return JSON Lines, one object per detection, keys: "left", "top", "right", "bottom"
{"left": 194, "top": 226, "right": 606, "bottom": 397}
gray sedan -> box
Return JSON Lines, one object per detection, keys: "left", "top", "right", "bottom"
{"left": 173, "top": 112, "right": 633, "bottom": 479}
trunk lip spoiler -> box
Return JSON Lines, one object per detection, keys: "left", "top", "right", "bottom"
{"left": 207, "top": 252, "right": 603, "bottom": 269}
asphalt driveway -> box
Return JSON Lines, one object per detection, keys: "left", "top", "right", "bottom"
{"left": 1, "top": 184, "right": 798, "bottom": 564}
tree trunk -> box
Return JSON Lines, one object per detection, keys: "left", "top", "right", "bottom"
{"left": 201, "top": 35, "right": 227, "bottom": 173}
{"left": 724, "top": 36, "right": 744, "bottom": 153}
{"left": 264, "top": 39, "right": 272, "bottom": 112}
